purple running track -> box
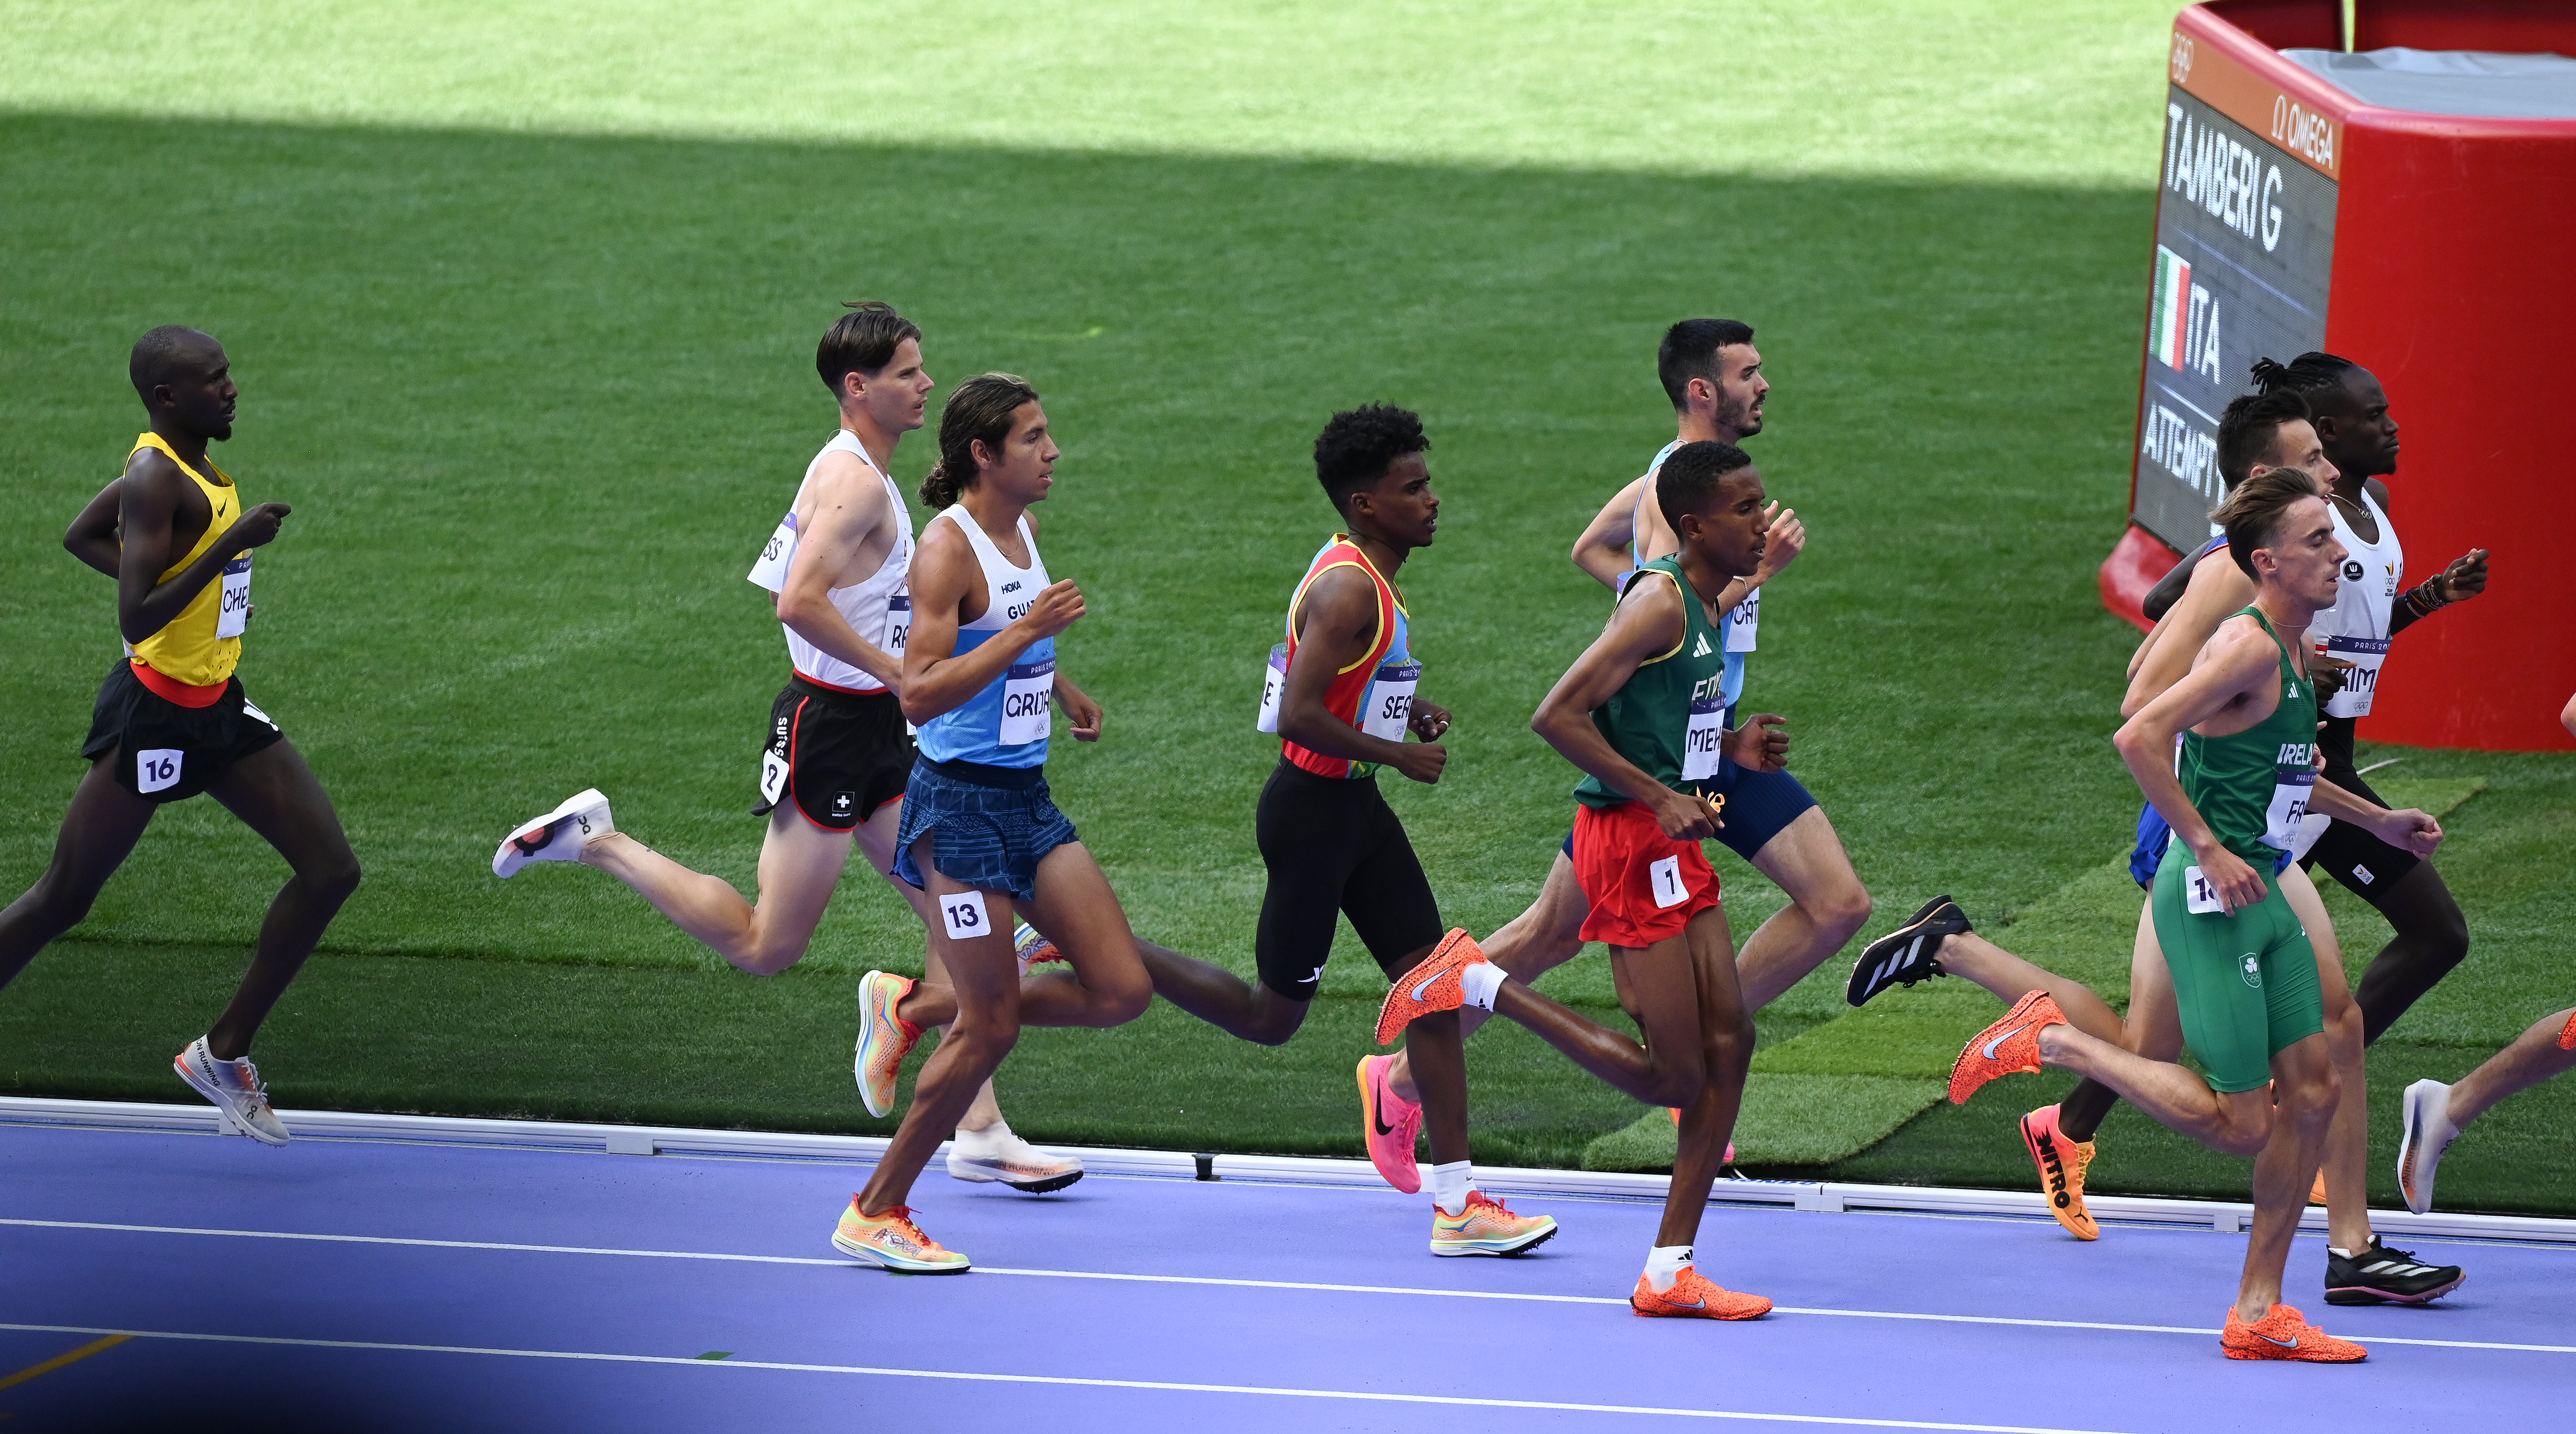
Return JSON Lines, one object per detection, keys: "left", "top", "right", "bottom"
{"left": 0, "top": 1122, "right": 2567, "bottom": 1432}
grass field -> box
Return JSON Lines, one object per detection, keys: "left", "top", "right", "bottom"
{"left": 4, "top": 1, "right": 2569, "bottom": 1210}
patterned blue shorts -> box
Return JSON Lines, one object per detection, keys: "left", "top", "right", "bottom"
{"left": 892, "top": 757, "right": 1079, "bottom": 901}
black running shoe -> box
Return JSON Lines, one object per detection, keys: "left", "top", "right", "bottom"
{"left": 1845, "top": 896, "right": 1971, "bottom": 1007}
{"left": 2324, "top": 1237, "right": 2466, "bottom": 1306}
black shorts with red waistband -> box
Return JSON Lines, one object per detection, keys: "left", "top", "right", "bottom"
{"left": 753, "top": 672, "right": 914, "bottom": 832}
{"left": 81, "top": 658, "right": 284, "bottom": 804}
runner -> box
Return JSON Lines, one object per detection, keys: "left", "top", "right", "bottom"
{"left": 1129, "top": 405, "right": 1554, "bottom": 1256}
{"left": 1948, "top": 467, "right": 2446, "bottom": 1362}
{"left": 832, "top": 372, "right": 1155, "bottom": 1272}
{"left": 1371, "top": 319, "right": 1857, "bottom": 1155}
{"left": 2393, "top": 694, "right": 2576, "bottom": 1214}
{"left": 1855, "top": 390, "right": 2465, "bottom": 1305}
{"left": 4, "top": 326, "right": 361, "bottom": 1144}
{"left": 489, "top": 304, "right": 1077, "bottom": 1192}
{"left": 1380, "top": 440, "right": 1781, "bottom": 1320}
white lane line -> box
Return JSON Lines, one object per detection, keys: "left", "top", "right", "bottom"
{"left": 0, "top": 1321, "right": 2137, "bottom": 1433}
{"left": 8, "top": 1219, "right": 2570, "bottom": 1354}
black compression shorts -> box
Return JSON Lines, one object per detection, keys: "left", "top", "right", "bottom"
{"left": 753, "top": 674, "right": 915, "bottom": 832}
{"left": 1253, "top": 759, "right": 1443, "bottom": 1002}
{"left": 81, "top": 659, "right": 283, "bottom": 805}
{"left": 2300, "top": 737, "right": 2422, "bottom": 901}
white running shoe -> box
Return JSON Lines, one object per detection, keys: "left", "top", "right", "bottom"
{"left": 174, "top": 1036, "right": 290, "bottom": 1145}
{"left": 2396, "top": 1079, "right": 2461, "bottom": 1215}
{"left": 493, "top": 789, "right": 614, "bottom": 877}
{"left": 947, "top": 1120, "right": 1085, "bottom": 1193}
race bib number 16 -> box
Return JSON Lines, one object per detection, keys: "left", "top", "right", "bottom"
{"left": 2182, "top": 866, "right": 2226, "bottom": 915}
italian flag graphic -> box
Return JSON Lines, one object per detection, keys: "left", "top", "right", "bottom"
{"left": 2151, "top": 245, "right": 2192, "bottom": 370}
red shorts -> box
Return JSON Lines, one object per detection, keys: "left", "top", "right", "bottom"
{"left": 1571, "top": 800, "right": 1721, "bottom": 949}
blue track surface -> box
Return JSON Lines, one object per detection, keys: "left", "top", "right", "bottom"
{"left": 1, "top": 1121, "right": 2568, "bottom": 1432}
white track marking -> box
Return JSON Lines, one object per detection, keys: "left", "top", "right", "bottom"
{"left": 0, "top": 1321, "right": 2137, "bottom": 1433}
{"left": 5, "top": 1219, "right": 2569, "bottom": 1354}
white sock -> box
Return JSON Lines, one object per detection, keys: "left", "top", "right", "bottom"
{"left": 1645, "top": 1244, "right": 1693, "bottom": 1293}
{"left": 1459, "top": 961, "right": 1505, "bottom": 1012}
{"left": 1431, "top": 1160, "right": 1473, "bottom": 1217}
{"left": 955, "top": 1119, "right": 1013, "bottom": 1154}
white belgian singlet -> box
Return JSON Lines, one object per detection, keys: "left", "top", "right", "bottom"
{"left": 2317, "top": 489, "right": 2402, "bottom": 720}
{"left": 745, "top": 430, "right": 914, "bottom": 693}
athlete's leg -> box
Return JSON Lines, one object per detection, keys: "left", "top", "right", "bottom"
{"left": 858, "top": 838, "right": 1021, "bottom": 1216}
{"left": 840, "top": 800, "right": 1018, "bottom": 1132}
{"left": 2237, "top": 1033, "right": 2339, "bottom": 1322}
{"left": 0, "top": 760, "right": 157, "bottom": 992}
{"left": 2350, "top": 859, "right": 2470, "bottom": 1044}
{"left": 2034, "top": 1022, "right": 2277, "bottom": 1155}
{"left": 1488, "top": 919, "right": 1730, "bottom": 1111}
{"left": 1922, "top": 929, "right": 2126, "bottom": 1044}
{"left": 1383, "top": 941, "right": 1469, "bottom": 1166}
{"left": 2442, "top": 1007, "right": 2576, "bottom": 1126}
{"left": 897, "top": 842, "right": 1151, "bottom": 1031}
{"left": 2057, "top": 902, "right": 2179, "bottom": 1142}
{"left": 198, "top": 740, "right": 362, "bottom": 1059}
{"left": 1662, "top": 904, "right": 1753, "bottom": 1249}
{"left": 580, "top": 806, "right": 857, "bottom": 975}
{"left": 1734, "top": 806, "right": 1872, "bottom": 1011}
{"left": 1388, "top": 850, "right": 1586, "bottom": 1101}
{"left": 2296, "top": 884, "right": 2375, "bottom": 1252}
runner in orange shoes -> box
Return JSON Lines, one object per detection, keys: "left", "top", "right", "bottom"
{"left": 1945, "top": 470, "right": 2437, "bottom": 1361}
{"left": 2221, "top": 1305, "right": 2366, "bottom": 1363}
{"left": 2018, "top": 1103, "right": 2099, "bottom": 1241}
{"left": 1631, "top": 1267, "right": 1773, "bottom": 1321}
{"left": 1377, "top": 441, "right": 1782, "bottom": 1316}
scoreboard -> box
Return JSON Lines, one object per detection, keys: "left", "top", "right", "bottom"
{"left": 2128, "top": 29, "right": 2339, "bottom": 553}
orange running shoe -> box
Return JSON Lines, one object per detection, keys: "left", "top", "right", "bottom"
{"left": 2019, "top": 1105, "right": 2098, "bottom": 1241}
{"left": 1949, "top": 990, "right": 2063, "bottom": 1105}
{"left": 2558, "top": 1008, "right": 2574, "bottom": 1049}
{"left": 1429, "top": 1190, "right": 1558, "bottom": 1256}
{"left": 831, "top": 1197, "right": 969, "bottom": 1273}
{"left": 2310, "top": 1172, "right": 2329, "bottom": 1205}
{"left": 2220, "top": 1304, "right": 2366, "bottom": 1362}
{"left": 1630, "top": 1266, "right": 1772, "bottom": 1320}
{"left": 854, "top": 970, "right": 924, "bottom": 1119}
{"left": 1358, "top": 1055, "right": 1424, "bottom": 1194}
{"left": 1374, "top": 928, "right": 1488, "bottom": 1046}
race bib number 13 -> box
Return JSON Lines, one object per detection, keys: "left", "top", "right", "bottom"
{"left": 941, "top": 890, "right": 989, "bottom": 941}
{"left": 2182, "top": 866, "right": 2226, "bottom": 915}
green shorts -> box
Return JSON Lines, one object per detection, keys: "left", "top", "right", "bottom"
{"left": 2151, "top": 844, "right": 2325, "bottom": 1094}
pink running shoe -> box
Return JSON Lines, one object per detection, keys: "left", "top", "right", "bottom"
{"left": 1358, "top": 1055, "right": 1424, "bottom": 1193}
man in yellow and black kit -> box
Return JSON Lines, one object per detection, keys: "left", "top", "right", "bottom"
{"left": 9, "top": 326, "right": 360, "bottom": 1144}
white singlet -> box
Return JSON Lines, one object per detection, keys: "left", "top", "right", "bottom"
{"left": 2316, "top": 488, "right": 2402, "bottom": 720}
{"left": 746, "top": 430, "right": 914, "bottom": 694}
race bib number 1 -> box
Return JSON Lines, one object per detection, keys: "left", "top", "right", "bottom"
{"left": 941, "top": 890, "right": 990, "bottom": 942}
{"left": 1649, "top": 855, "right": 1689, "bottom": 909}
{"left": 215, "top": 555, "right": 253, "bottom": 639}
{"left": 746, "top": 512, "right": 798, "bottom": 593}
{"left": 2182, "top": 866, "right": 2226, "bottom": 915}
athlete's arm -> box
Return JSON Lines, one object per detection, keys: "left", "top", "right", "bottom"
{"left": 2138, "top": 547, "right": 2198, "bottom": 625}
{"left": 2121, "top": 551, "right": 2254, "bottom": 717}
{"left": 775, "top": 456, "right": 903, "bottom": 692}
{"left": 64, "top": 478, "right": 123, "bottom": 578}
{"left": 2307, "top": 778, "right": 2444, "bottom": 857}
{"left": 2112, "top": 620, "right": 2276, "bottom": 912}
{"left": 1276, "top": 565, "right": 1442, "bottom": 784}
{"left": 2388, "top": 546, "right": 2488, "bottom": 637}
{"left": 897, "top": 520, "right": 1082, "bottom": 727}
{"left": 1570, "top": 477, "right": 1644, "bottom": 591}
{"left": 1053, "top": 672, "right": 1103, "bottom": 742}
{"left": 115, "top": 451, "right": 290, "bottom": 647}
{"left": 1407, "top": 697, "right": 1452, "bottom": 742}
{"left": 1530, "top": 576, "right": 1715, "bottom": 840}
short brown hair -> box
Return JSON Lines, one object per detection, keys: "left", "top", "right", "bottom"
{"left": 2211, "top": 465, "right": 2325, "bottom": 581}
{"left": 817, "top": 300, "right": 921, "bottom": 396}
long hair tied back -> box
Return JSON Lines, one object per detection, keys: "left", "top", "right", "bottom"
{"left": 920, "top": 373, "right": 1041, "bottom": 509}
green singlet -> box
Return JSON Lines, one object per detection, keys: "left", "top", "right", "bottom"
{"left": 2150, "top": 606, "right": 2326, "bottom": 1093}
{"left": 1573, "top": 556, "right": 1729, "bottom": 810}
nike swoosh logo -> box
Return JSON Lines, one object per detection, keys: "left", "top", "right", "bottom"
{"left": 2254, "top": 1331, "right": 2298, "bottom": 1348}
{"left": 1981, "top": 1025, "right": 2028, "bottom": 1060}
{"left": 1409, "top": 973, "right": 1441, "bottom": 1002}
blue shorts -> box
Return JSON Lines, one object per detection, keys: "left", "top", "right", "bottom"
{"left": 891, "top": 757, "right": 1078, "bottom": 901}
{"left": 1559, "top": 759, "right": 1818, "bottom": 865}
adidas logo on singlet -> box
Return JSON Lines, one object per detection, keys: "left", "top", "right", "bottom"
{"left": 1691, "top": 633, "right": 1715, "bottom": 658}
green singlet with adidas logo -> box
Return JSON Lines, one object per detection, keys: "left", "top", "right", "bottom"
{"left": 1574, "top": 556, "right": 1730, "bottom": 810}
{"left": 2150, "top": 605, "right": 2327, "bottom": 1094}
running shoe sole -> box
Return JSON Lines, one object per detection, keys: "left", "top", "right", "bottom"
{"left": 830, "top": 1230, "right": 971, "bottom": 1274}
{"left": 2395, "top": 1078, "right": 2451, "bottom": 1216}
{"left": 852, "top": 972, "right": 917, "bottom": 1119}
{"left": 947, "top": 1154, "right": 1086, "bottom": 1194}
{"left": 493, "top": 788, "right": 610, "bottom": 878}
{"left": 1429, "top": 1223, "right": 1558, "bottom": 1258}
{"left": 2018, "top": 1106, "right": 2097, "bottom": 1241}
{"left": 173, "top": 1051, "right": 290, "bottom": 1147}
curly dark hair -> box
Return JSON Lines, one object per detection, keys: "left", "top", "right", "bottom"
{"left": 1313, "top": 404, "right": 1428, "bottom": 516}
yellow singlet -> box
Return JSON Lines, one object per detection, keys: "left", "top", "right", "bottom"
{"left": 124, "top": 431, "right": 247, "bottom": 689}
